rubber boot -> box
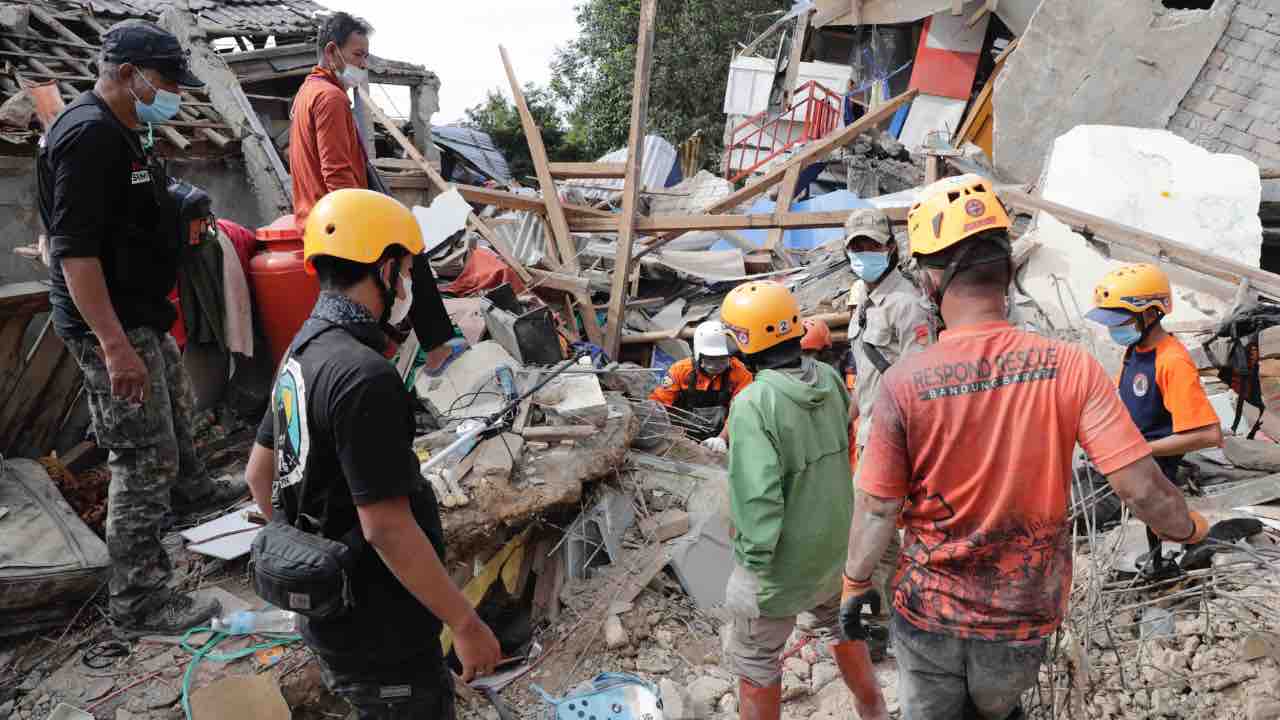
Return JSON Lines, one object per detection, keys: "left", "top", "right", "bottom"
{"left": 831, "top": 640, "right": 889, "bottom": 720}
{"left": 738, "top": 679, "right": 782, "bottom": 720}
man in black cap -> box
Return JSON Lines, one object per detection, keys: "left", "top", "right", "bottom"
{"left": 38, "top": 19, "right": 245, "bottom": 636}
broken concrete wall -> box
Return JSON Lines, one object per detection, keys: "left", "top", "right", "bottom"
{"left": 0, "top": 155, "right": 266, "bottom": 288}
{"left": 1169, "top": 1, "right": 1280, "bottom": 166}
{"left": 994, "top": 0, "right": 1230, "bottom": 183}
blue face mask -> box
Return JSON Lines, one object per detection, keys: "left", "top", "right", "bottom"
{"left": 1109, "top": 324, "right": 1144, "bottom": 347}
{"left": 131, "top": 70, "right": 182, "bottom": 125}
{"left": 847, "top": 250, "right": 891, "bottom": 283}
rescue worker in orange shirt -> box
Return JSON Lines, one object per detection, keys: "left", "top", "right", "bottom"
{"left": 1087, "top": 264, "right": 1223, "bottom": 579}
{"left": 839, "top": 175, "right": 1208, "bottom": 719}
{"left": 650, "top": 320, "right": 753, "bottom": 452}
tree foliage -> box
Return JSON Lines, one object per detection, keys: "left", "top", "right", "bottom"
{"left": 462, "top": 84, "right": 586, "bottom": 183}
{"left": 550, "top": 0, "right": 783, "bottom": 167}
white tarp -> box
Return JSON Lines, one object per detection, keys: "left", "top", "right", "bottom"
{"left": 1019, "top": 125, "right": 1260, "bottom": 371}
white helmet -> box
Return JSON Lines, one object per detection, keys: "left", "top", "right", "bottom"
{"left": 693, "top": 320, "right": 732, "bottom": 358}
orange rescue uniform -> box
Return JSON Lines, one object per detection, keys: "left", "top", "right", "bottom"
{"left": 649, "top": 357, "right": 754, "bottom": 407}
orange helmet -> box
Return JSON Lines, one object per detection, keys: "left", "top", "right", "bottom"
{"left": 800, "top": 318, "right": 833, "bottom": 351}
{"left": 720, "top": 281, "right": 805, "bottom": 355}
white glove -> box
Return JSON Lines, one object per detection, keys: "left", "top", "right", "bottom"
{"left": 702, "top": 436, "right": 728, "bottom": 453}
{"left": 723, "top": 564, "right": 762, "bottom": 619}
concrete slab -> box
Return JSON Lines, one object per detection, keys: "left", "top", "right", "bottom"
{"left": 994, "top": 1, "right": 1230, "bottom": 183}
{"left": 534, "top": 372, "right": 609, "bottom": 427}
{"left": 416, "top": 341, "right": 521, "bottom": 420}
{"left": 668, "top": 512, "right": 734, "bottom": 614}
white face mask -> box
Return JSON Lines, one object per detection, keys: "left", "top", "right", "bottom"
{"left": 389, "top": 272, "right": 413, "bottom": 325}
{"left": 336, "top": 48, "right": 368, "bottom": 88}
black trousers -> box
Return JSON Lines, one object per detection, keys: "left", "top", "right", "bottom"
{"left": 318, "top": 651, "right": 455, "bottom": 720}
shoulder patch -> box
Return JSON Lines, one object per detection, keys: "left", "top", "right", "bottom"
{"left": 662, "top": 374, "right": 675, "bottom": 388}
{"left": 914, "top": 324, "right": 931, "bottom": 346}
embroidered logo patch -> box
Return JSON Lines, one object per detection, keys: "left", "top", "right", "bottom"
{"left": 1133, "top": 372, "right": 1150, "bottom": 398}
{"left": 965, "top": 199, "right": 986, "bottom": 217}
{"left": 662, "top": 375, "right": 675, "bottom": 388}
{"left": 131, "top": 169, "right": 151, "bottom": 185}
{"left": 914, "top": 325, "right": 930, "bottom": 345}
{"left": 777, "top": 319, "right": 791, "bottom": 335}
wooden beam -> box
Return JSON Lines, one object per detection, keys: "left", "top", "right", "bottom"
{"left": 623, "top": 311, "right": 852, "bottom": 345}
{"left": 604, "top": 0, "right": 658, "bottom": 358}
{"left": 0, "top": 282, "right": 51, "bottom": 318}
{"left": 570, "top": 208, "right": 904, "bottom": 234}
{"left": 500, "top": 45, "right": 579, "bottom": 273}
{"left": 633, "top": 88, "right": 917, "bottom": 260}
{"left": 738, "top": 12, "right": 794, "bottom": 59}
{"left": 1001, "top": 189, "right": 1280, "bottom": 299}
{"left": 780, "top": 6, "right": 812, "bottom": 110}
{"left": 27, "top": 6, "right": 94, "bottom": 49}
{"left": 850, "top": 0, "right": 863, "bottom": 26}
{"left": 548, "top": 162, "right": 627, "bottom": 180}
{"left": 765, "top": 164, "right": 802, "bottom": 251}
{"left": 357, "top": 86, "right": 533, "bottom": 284}
{"left": 236, "top": 67, "right": 312, "bottom": 85}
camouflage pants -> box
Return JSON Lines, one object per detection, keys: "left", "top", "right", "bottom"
{"left": 66, "top": 328, "right": 213, "bottom": 618}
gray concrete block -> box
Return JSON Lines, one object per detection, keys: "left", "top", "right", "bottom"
{"left": 1223, "top": 55, "right": 1266, "bottom": 79}
{"left": 1221, "top": 109, "right": 1256, "bottom": 131}
{"left": 1210, "top": 49, "right": 1229, "bottom": 67}
{"left": 1199, "top": 137, "right": 1231, "bottom": 153}
{"left": 1228, "top": 39, "right": 1263, "bottom": 61}
{"left": 1186, "top": 97, "right": 1226, "bottom": 119}
{"left": 1244, "top": 27, "right": 1279, "bottom": 51}
{"left": 1170, "top": 109, "right": 1196, "bottom": 129}
{"left": 1235, "top": 6, "right": 1273, "bottom": 30}
{"left": 1254, "top": 121, "right": 1280, "bottom": 144}
{"left": 1212, "top": 86, "right": 1251, "bottom": 110}
{"left": 1261, "top": 50, "right": 1280, "bottom": 69}
{"left": 1244, "top": 99, "right": 1280, "bottom": 122}
{"left": 1222, "top": 126, "right": 1257, "bottom": 149}
{"left": 1228, "top": 19, "right": 1251, "bottom": 40}
{"left": 1172, "top": 124, "right": 1201, "bottom": 144}
{"left": 1256, "top": 138, "right": 1280, "bottom": 161}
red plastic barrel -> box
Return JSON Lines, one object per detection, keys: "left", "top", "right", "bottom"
{"left": 249, "top": 215, "right": 319, "bottom": 367}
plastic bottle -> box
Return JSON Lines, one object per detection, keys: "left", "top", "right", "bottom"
{"left": 210, "top": 608, "right": 297, "bottom": 635}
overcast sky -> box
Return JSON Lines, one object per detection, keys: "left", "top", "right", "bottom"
{"left": 320, "top": 0, "right": 581, "bottom": 125}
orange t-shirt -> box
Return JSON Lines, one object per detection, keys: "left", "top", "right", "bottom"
{"left": 289, "top": 67, "right": 369, "bottom": 229}
{"left": 859, "top": 322, "right": 1150, "bottom": 641}
{"left": 1118, "top": 334, "right": 1220, "bottom": 435}
{"left": 649, "top": 357, "right": 753, "bottom": 407}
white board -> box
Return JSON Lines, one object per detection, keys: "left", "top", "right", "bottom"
{"left": 898, "top": 93, "right": 967, "bottom": 150}
{"left": 181, "top": 503, "right": 261, "bottom": 561}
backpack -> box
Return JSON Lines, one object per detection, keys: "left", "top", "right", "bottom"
{"left": 1203, "top": 298, "right": 1280, "bottom": 439}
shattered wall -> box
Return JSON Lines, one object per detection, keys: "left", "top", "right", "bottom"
{"left": 993, "top": 0, "right": 1231, "bottom": 183}
{"left": 1170, "top": 1, "right": 1280, "bottom": 166}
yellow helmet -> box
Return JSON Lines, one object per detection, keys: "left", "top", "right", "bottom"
{"left": 303, "top": 189, "right": 425, "bottom": 275}
{"left": 1086, "top": 263, "right": 1173, "bottom": 326}
{"left": 907, "top": 174, "right": 1011, "bottom": 260}
{"left": 720, "top": 281, "right": 805, "bottom": 355}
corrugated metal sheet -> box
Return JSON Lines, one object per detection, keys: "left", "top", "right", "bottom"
{"left": 492, "top": 210, "right": 547, "bottom": 268}
{"left": 563, "top": 135, "right": 681, "bottom": 202}
{"left": 432, "top": 125, "right": 512, "bottom": 185}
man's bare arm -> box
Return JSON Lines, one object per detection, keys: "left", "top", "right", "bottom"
{"left": 1106, "top": 455, "right": 1200, "bottom": 541}
{"left": 61, "top": 257, "right": 147, "bottom": 400}
{"left": 357, "top": 496, "right": 500, "bottom": 680}
{"left": 845, "top": 489, "right": 905, "bottom": 581}
{"left": 245, "top": 442, "right": 274, "bottom": 521}
{"left": 1147, "top": 423, "right": 1223, "bottom": 458}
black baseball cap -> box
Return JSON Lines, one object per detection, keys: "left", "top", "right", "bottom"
{"left": 102, "top": 19, "right": 204, "bottom": 88}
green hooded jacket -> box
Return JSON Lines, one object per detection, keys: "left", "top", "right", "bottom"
{"left": 726, "top": 358, "right": 854, "bottom": 618}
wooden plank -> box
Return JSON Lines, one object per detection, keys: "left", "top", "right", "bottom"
{"left": 603, "top": 0, "right": 658, "bottom": 358}
{"left": 571, "top": 209, "right": 904, "bottom": 234}
{"left": 357, "top": 87, "right": 533, "bottom": 283}
{"left": 0, "top": 315, "right": 31, "bottom": 404}
{"left": 850, "top": 0, "right": 863, "bottom": 26}
{"left": 0, "top": 282, "right": 51, "bottom": 317}
{"left": 549, "top": 162, "right": 627, "bottom": 180}
{"left": 27, "top": 6, "right": 95, "bottom": 49}
{"left": 0, "top": 319, "right": 65, "bottom": 453}
{"left": 765, "top": 164, "right": 802, "bottom": 251}
{"left": 528, "top": 268, "right": 589, "bottom": 295}
{"left": 519, "top": 425, "right": 596, "bottom": 442}
{"left": 1001, "top": 189, "right": 1280, "bottom": 299}
{"left": 633, "top": 88, "right": 917, "bottom": 260}
{"left": 780, "top": 6, "right": 812, "bottom": 109}
{"left": 235, "top": 67, "right": 312, "bottom": 85}
{"left": 500, "top": 46, "right": 579, "bottom": 273}
{"left": 13, "top": 352, "right": 81, "bottom": 457}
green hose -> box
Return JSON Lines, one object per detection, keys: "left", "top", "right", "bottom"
{"left": 178, "top": 625, "right": 301, "bottom": 720}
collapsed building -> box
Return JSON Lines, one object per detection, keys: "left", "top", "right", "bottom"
{"left": 2, "top": 1, "right": 1280, "bottom": 719}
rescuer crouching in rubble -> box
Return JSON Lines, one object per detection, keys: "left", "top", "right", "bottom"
{"left": 718, "top": 281, "right": 888, "bottom": 720}
{"left": 649, "top": 320, "right": 754, "bottom": 452}
{"left": 840, "top": 175, "right": 1209, "bottom": 719}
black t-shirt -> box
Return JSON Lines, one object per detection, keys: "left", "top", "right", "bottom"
{"left": 256, "top": 317, "right": 447, "bottom": 673}
{"left": 38, "top": 91, "right": 179, "bottom": 339}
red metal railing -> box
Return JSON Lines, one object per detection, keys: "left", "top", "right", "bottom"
{"left": 724, "top": 80, "right": 842, "bottom": 184}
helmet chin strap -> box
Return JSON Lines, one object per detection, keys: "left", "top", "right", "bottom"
{"left": 373, "top": 261, "right": 397, "bottom": 326}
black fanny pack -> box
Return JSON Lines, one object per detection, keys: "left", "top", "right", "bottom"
{"left": 251, "top": 516, "right": 360, "bottom": 620}
{"left": 251, "top": 325, "right": 363, "bottom": 620}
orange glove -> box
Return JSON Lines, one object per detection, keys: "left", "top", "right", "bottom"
{"left": 1163, "top": 510, "right": 1210, "bottom": 545}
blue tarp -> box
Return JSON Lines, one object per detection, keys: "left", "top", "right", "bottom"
{"left": 711, "top": 190, "right": 872, "bottom": 251}
{"left": 431, "top": 125, "right": 513, "bottom": 185}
